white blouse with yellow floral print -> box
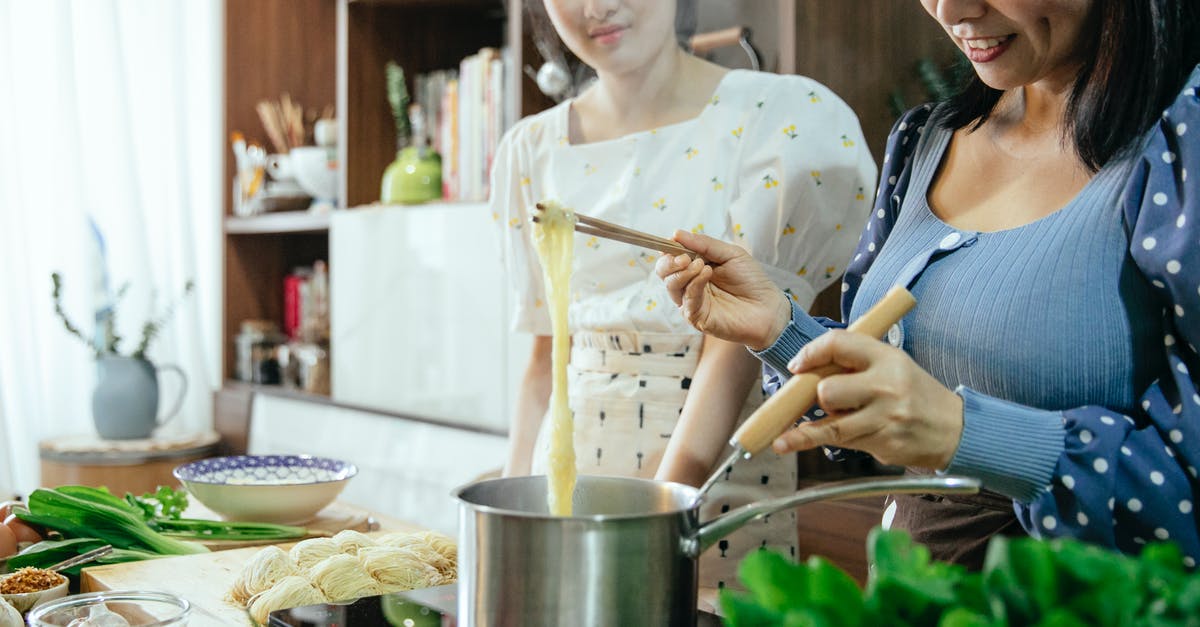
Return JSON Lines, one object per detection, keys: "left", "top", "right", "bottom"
{"left": 493, "top": 68, "right": 876, "bottom": 338}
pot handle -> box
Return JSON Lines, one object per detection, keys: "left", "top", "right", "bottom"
{"left": 687, "top": 475, "right": 981, "bottom": 558}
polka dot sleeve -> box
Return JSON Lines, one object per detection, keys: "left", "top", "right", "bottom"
{"left": 1015, "top": 66, "right": 1200, "bottom": 562}
{"left": 839, "top": 104, "right": 935, "bottom": 316}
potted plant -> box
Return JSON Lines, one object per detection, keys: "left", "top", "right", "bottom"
{"left": 51, "top": 273, "right": 193, "bottom": 440}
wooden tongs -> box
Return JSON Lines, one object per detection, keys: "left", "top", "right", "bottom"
{"left": 532, "top": 202, "right": 699, "bottom": 259}
{"left": 693, "top": 286, "right": 918, "bottom": 504}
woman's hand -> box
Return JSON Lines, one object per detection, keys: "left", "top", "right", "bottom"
{"left": 773, "top": 330, "right": 965, "bottom": 471}
{"left": 655, "top": 230, "right": 791, "bottom": 350}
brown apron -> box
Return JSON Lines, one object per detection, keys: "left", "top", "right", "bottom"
{"left": 888, "top": 468, "right": 1028, "bottom": 570}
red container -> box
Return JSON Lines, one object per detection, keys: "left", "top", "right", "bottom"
{"left": 283, "top": 272, "right": 306, "bottom": 339}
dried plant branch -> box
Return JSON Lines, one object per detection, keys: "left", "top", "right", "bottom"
{"left": 51, "top": 272, "right": 100, "bottom": 358}
{"left": 133, "top": 280, "right": 195, "bottom": 360}
{"left": 51, "top": 273, "right": 193, "bottom": 360}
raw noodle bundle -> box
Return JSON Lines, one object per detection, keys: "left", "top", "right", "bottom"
{"left": 308, "top": 553, "right": 382, "bottom": 601}
{"left": 227, "top": 545, "right": 299, "bottom": 606}
{"left": 289, "top": 537, "right": 339, "bottom": 571}
{"left": 231, "top": 530, "right": 460, "bottom": 621}
{"left": 248, "top": 575, "right": 324, "bottom": 625}
{"left": 331, "top": 529, "right": 377, "bottom": 555}
{"left": 357, "top": 545, "right": 441, "bottom": 590}
{"left": 412, "top": 530, "right": 457, "bottom": 564}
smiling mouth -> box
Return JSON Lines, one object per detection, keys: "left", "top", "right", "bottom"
{"left": 964, "top": 35, "right": 1014, "bottom": 51}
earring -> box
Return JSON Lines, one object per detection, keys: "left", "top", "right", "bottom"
{"left": 536, "top": 61, "right": 573, "bottom": 100}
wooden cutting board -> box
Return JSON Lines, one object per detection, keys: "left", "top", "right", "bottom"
{"left": 82, "top": 544, "right": 271, "bottom": 626}
{"left": 81, "top": 509, "right": 420, "bottom": 627}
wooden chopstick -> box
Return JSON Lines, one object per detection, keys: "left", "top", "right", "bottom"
{"left": 574, "top": 223, "right": 694, "bottom": 257}
{"left": 532, "top": 202, "right": 699, "bottom": 259}
{"left": 572, "top": 212, "right": 681, "bottom": 250}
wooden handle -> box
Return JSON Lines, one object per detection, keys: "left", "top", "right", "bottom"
{"left": 689, "top": 27, "right": 745, "bottom": 54}
{"left": 730, "top": 286, "right": 917, "bottom": 456}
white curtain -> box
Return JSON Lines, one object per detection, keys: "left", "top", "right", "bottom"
{"left": 0, "top": 1, "right": 222, "bottom": 497}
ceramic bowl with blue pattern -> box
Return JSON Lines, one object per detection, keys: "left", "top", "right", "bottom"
{"left": 173, "top": 455, "right": 358, "bottom": 524}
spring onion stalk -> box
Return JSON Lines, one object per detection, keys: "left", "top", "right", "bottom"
{"left": 152, "top": 518, "right": 306, "bottom": 541}
{"left": 16, "top": 488, "right": 209, "bottom": 555}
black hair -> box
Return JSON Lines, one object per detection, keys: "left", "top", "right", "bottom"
{"left": 939, "top": 0, "right": 1200, "bottom": 171}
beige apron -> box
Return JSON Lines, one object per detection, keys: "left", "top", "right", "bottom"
{"left": 532, "top": 331, "right": 798, "bottom": 589}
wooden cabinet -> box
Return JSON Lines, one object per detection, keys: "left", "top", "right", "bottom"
{"left": 216, "top": 0, "right": 547, "bottom": 449}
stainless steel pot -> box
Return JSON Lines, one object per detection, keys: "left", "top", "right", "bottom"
{"left": 454, "top": 473, "right": 980, "bottom": 626}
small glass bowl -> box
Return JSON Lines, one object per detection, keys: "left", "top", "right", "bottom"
{"left": 25, "top": 590, "right": 190, "bottom": 626}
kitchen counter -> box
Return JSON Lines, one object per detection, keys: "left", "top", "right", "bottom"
{"left": 80, "top": 509, "right": 421, "bottom": 626}
{"left": 81, "top": 533, "right": 728, "bottom": 626}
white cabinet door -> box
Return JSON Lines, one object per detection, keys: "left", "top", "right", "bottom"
{"left": 331, "top": 203, "right": 530, "bottom": 432}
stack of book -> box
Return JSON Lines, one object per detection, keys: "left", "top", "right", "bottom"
{"left": 415, "top": 47, "right": 510, "bottom": 202}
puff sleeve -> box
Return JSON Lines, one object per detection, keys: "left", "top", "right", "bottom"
{"left": 1011, "top": 67, "right": 1200, "bottom": 560}
{"left": 727, "top": 76, "right": 876, "bottom": 310}
{"left": 490, "top": 123, "right": 551, "bottom": 335}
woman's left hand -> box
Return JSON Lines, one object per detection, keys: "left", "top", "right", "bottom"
{"left": 773, "top": 330, "right": 965, "bottom": 471}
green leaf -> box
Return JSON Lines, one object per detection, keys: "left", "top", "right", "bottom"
{"left": 7, "top": 537, "right": 160, "bottom": 575}
{"left": 802, "top": 556, "right": 864, "bottom": 625}
{"left": 7, "top": 537, "right": 109, "bottom": 569}
{"left": 1033, "top": 607, "right": 1090, "bottom": 627}
{"left": 866, "top": 528, "right": 970, "bottom": 625}
{"left": 720, "top": 588, "right": 783, "bottom": 627}
{"left": 126, "top": 485, "right": 190, "bottom": 521}
{"left": 737, "top": 549, "right": 808, "bottom": 613}
{"left": 982, "top": 536, "right": 1059, "bottom": 622}
{"left": 937, "top": 607, "right": 996, "bottom": 627}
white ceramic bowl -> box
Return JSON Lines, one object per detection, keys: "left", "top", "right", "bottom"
{"left": 289, "top": 146, "right": 338, "bottom": 202}
{"left": 26, "top": 590, "right": 189, "bottom": 627}
{"left": 0, "top": 570, "right": 69, "bottom": 614}
{"left": 173, "top": 455, "right": 357, "bottom": 524}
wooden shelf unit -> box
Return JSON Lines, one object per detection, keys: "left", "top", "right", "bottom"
{"left": 217, "top": 0, "right": 546, "bottom": 449}
{"left": 224, "top": 211, "right": 331, "bottom": 235}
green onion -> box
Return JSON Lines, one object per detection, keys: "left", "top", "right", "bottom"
{"left": 16, "top": 487, "right": 208, "bottom": 556}
{"left": 152, "top": 518, "right": 306, "bottom": 541}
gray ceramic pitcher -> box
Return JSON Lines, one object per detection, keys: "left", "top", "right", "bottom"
{"left": 92, "top": 355, "right": 187, "bottom": 440}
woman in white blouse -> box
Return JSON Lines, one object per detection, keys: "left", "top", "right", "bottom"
{"left": 489, "top": 0, "right": 875, "bottom": 587}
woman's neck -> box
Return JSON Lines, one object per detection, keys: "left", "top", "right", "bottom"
{"left": 571, "top": 47, "right": 724, "bottom": 142}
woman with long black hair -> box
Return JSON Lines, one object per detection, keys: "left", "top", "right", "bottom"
{"left": 658, "top": 0, "right": 1200, "bottom": 568}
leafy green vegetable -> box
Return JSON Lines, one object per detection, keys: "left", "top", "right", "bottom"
{"left": 721, "top": 528, "right": 1200, "bottom": 627}
{"left": 10, "top": 485, "right": 306, "bottom": 573}
{"left": 125, "top": 485, "right": 189, "bottom": 520}
{"left": 127, "top": 486, "right": 305, "bottom": 541}
{"left": 6, "top": 537, "right": 160, "bottom": 575}
{"left": 15, "top": 487, "right": 208, "bottom": 556}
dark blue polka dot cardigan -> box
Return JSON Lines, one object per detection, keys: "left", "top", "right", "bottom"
{"left": 756, "top": 65, "right": 1200, "bottom": 564}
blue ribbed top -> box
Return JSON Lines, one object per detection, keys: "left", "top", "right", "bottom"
{"left": 755, "top": 69, "right": 1200, "bottom": 560}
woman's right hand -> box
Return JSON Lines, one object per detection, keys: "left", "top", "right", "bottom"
{"left": 655, "top": 230, "right": 792, "bottom": 351}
